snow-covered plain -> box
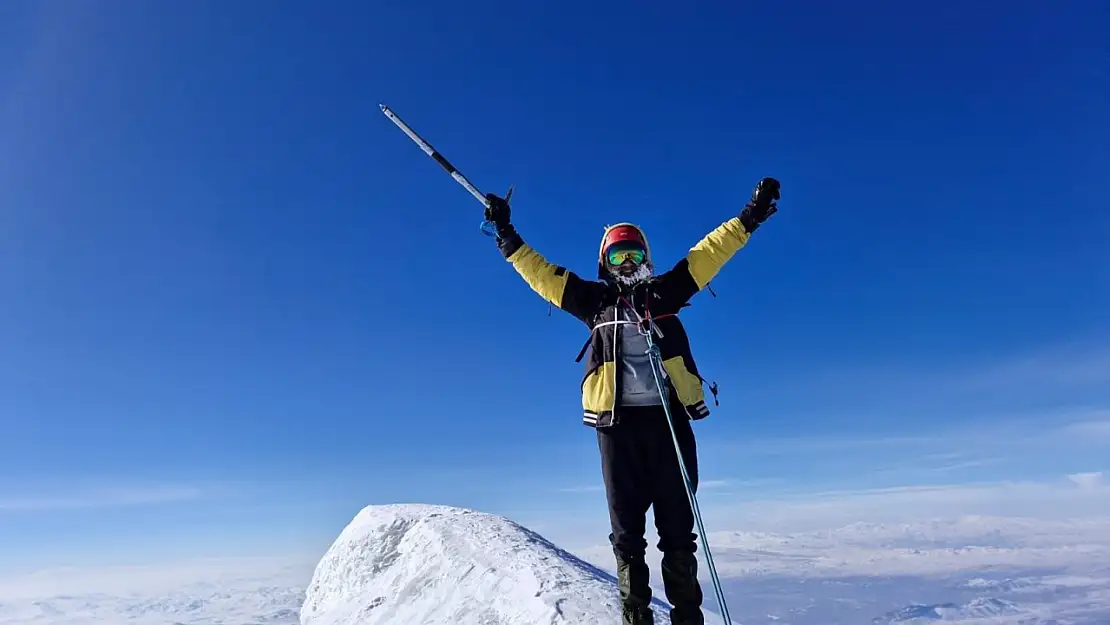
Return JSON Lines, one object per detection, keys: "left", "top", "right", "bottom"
{"left": 1, "top": 506, "right": 1108, "bottom": 625}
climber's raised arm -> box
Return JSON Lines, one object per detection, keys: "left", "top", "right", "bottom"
{"left": 485, "top": 193, "right": 607, "bottom": 325}
{"left": 656, "top": 177, "right": 781, "bottom": 305}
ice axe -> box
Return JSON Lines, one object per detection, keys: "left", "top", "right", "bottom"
{"left": 380, "top": 104, "right": 513, "bottom": 234}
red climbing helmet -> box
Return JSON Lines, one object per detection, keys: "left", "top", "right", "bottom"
{"left": 599, "top": 223, "right": 652, "bottom": 267}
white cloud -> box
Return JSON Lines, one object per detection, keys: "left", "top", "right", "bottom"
{"left": 572, "top": 510, "right": 1110, "bottom": 580}
{"left": 1068, "top": 472, "right": 1105, "bottom": 489}
{"left": 705, "top": 406, "right": 1110, "bottom": 487}
{"left": 849, "top": 341, "right": 1110, "bottom": 396}
{"left": 551, "top": 472, "right": 1110, "bottom": 581}
{"left": 574, "top": 479, "right": 1110, "bottom": 578}
{"left": 963, "top": 345, "right": 1110, "bottom": 391}
{"left": 0, "top": 486, "right": 204, "bottom": 512}
{"left": 557, "top": 484, "right": 604, "bottom": 493}
{"left": 558, "top": 479, "right": 731, "bottom": 494}
{"left": 929, "top": 457, "right": 1005, "bottom": 472}
{"left": 704, "top": 476, "right": 1110, "bottom": 532}
{"left": 870, "top": 454, "right": 1007, "bottom": 480}
{"left": 719, "top": 434, "right": 937, "bottom": 457}
{"left": 0, "top": 556, "right": 313, "bottom": 600}
{"left": 702, "top": 515, "right": 1110, "bottom": 578}
{"left": 1061, "top": 417, "right": 1110, "bottom": 439}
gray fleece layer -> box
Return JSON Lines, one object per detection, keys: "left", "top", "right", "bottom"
{"left": 617, "top": 307, "right": 665, "bottom": 406}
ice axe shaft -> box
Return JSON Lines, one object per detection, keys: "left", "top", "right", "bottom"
{"left": 380, "top": 104, "right": 511, "bottom": 208}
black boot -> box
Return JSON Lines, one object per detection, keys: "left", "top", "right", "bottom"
{"left": 661, "top": 551, "right": 704, "bottom": 625}
{"left": 614, "top": 548, "right": 653, "bottom": 624}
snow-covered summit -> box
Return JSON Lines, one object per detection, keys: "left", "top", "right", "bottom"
{"left": 301, "top": 503, "right": 685, "bottom": 625}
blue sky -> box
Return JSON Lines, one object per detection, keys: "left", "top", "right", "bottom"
{"left": 1, "top": 0, "right": 1108, "bottom": 572}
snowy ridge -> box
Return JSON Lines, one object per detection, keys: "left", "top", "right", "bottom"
{"left": 872, "top": 597, "right": 1027, "bottom": 623}
{"left": 301, "top": 504, "right": 729, "bottom": 625}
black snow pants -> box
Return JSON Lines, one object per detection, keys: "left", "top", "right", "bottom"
{"left": 598, "top": 402, "right": 703, "bottom": 623}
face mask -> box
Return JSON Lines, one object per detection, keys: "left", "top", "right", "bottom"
{"left": 611, "top": 262, "right": 653, "bottom": 286}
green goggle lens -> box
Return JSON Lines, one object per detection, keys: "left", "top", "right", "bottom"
{"left": 606, "top": 243, "right": 646, "bottom": 266}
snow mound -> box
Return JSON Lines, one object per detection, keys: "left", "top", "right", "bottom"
{"left": 301, "top": 503, "right": 685, "bottom": 625}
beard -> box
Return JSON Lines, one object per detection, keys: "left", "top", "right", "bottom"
{"left": 611, "top": 262, "right": 653, "bottom": 287}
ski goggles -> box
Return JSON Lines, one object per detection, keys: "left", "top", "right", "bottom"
{"left": 605, "top": 241, "right": 647, "bottom": 266}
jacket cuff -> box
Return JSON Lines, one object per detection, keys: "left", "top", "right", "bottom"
{"left": 738, "top": 207, "right": 760, "bottom": 234}
{"left": 497, "top": 226, "right": 525, "bottom": 258}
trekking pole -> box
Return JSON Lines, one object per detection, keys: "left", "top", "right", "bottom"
{"left": 645, "top": 337, "right": 733, "bottom": 624}
{"left": 380, "top": 104, "right": 513, "bottom": 210}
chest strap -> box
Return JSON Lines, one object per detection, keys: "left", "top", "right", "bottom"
{"left": 572, "top": 313, "right": 678, "bottom": 363}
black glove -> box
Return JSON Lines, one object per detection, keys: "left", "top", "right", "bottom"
{"left": 738, "top": 177, "right": 780, "bottom": 233}
{"left": 484, "top": 193, "right": 512, "bottom": 232}
{"left": 484, "top": 192, "right": 524, "bottom": 257}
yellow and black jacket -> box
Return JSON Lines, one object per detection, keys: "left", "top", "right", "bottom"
{"left": 497, "top": 217, "right": 752, "bottom": 428}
